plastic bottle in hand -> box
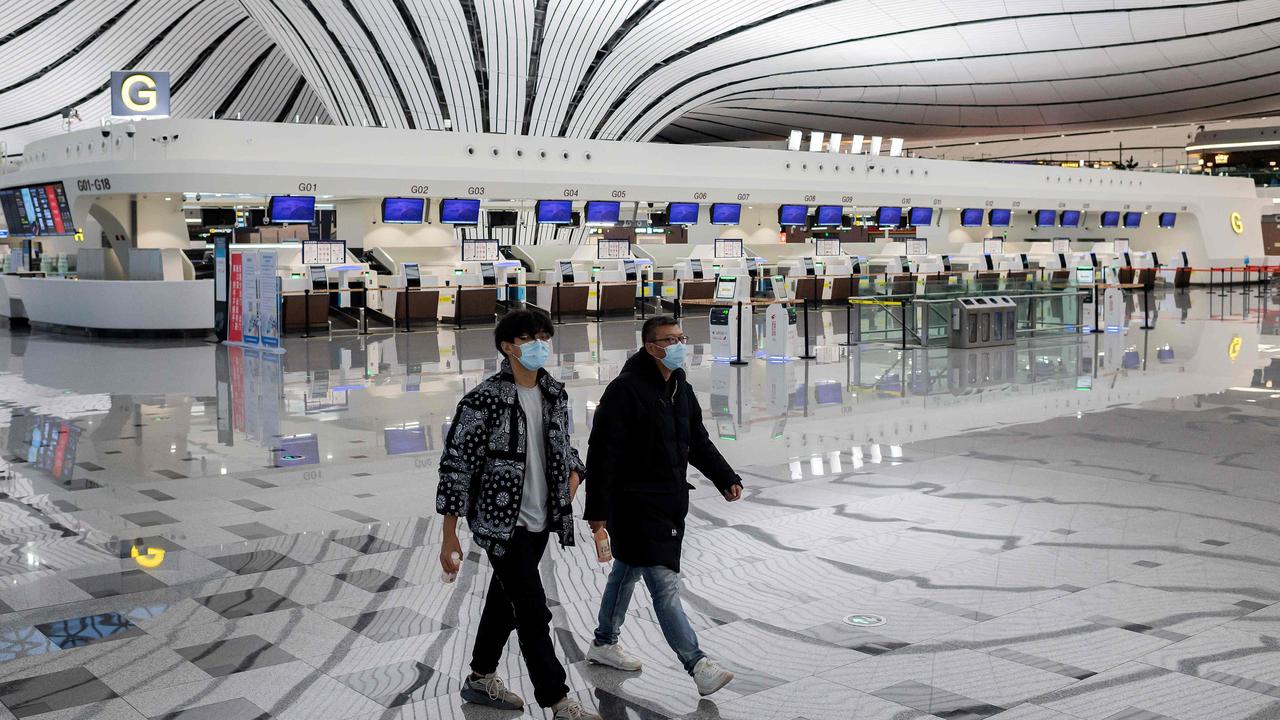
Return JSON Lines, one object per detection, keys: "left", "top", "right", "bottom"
{"left": 441, "top": 552, "right": 461, "bottom": 583}
{"left": 593, "top": 528, "right": 612, "bottom": 563}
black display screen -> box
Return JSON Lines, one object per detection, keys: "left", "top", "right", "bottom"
{"left": 0, "top": 182, "right": 74, "bottom": 235}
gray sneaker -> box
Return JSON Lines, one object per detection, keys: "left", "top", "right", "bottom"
{"left": 552, "top": 698, "right": 602, "bottom": 720}
{"left": 460, "top": 673, "right": 524, "bottom": 710}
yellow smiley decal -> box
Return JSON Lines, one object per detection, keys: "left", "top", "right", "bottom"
{"left": 1228, "top": 335, "right": 1242, "bottom": 361}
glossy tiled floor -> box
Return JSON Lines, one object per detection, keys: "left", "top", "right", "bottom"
{"left": 1, "top": 287, "right": 1280, "bottom": 719}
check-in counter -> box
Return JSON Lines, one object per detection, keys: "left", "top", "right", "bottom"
{"left": 14, "top": 277, "right": 213, "bottom": 333}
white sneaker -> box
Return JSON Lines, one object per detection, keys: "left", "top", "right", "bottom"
{"left": 586, "top": 641, "right": 643, "bottom": 671}
{"left": 692, "top": 657, "right": 733, "bottom": 696}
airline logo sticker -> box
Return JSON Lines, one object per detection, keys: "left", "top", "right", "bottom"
{"left": 1230, "top": 212, "right": 1245, "bottom": 235}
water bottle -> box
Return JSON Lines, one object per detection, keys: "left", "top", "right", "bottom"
{"left": 441, "top": 551, "right": 461, "bottom": 583}
{"left": 594, "top": 528, "right": 612, "bottom": 563}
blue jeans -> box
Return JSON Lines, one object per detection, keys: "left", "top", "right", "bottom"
{"left": 593, "top": 557, "right": 705, "bottom": 674}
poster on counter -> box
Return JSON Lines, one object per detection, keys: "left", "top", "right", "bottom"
{"left": 259, "top": 251, "right": 280, "bottom": 349}
{"left": 228, "top": 251, "right": 244, "bottom": 344}
{"left": 241, "top": 251, "right": 260, "bottom": 346}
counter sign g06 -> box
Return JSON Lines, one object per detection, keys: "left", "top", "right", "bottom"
{"left": 110, "top": 71, "right": 170, "bottom": 117}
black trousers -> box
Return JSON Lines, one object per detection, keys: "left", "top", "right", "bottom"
{"left": 470, "top": 527, "right": 569, "bottom": 709}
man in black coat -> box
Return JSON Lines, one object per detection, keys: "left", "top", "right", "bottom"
{"left": 583, "top": 315, "right": 744, "bottom": 697}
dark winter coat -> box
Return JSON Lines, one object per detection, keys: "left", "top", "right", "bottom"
{"left": 435, "top": 359, "right": 585, "bottom": 558}
{"left": 584, "top": 349, "right": 742, "bottom": 573}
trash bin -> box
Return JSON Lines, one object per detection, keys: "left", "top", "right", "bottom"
{"left": 950, "top": 296, "right": 1017, "bottom": 348}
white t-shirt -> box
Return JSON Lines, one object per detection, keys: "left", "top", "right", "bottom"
{"left": 516, "top": 384, "right": 548, "bottom": 532}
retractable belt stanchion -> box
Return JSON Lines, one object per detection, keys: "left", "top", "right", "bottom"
{"left": 799, "top": 297, "right": 817, "bottom": 360}
{"left": 730, "top": 300, "right": 749, "bottom": 367}
{"left": 901, "top": 298, "right": 910, "bottom": 349}
{"left": 403, "top": 286, "right": 413, "bottom": 333}
{"left": 844, "top": 298, "right": 852, "bottom": 346}
{"left": 302, "top": 288, "right": 311, "bottom": 339}
{"left": 639, "top": 281, "right": 648, "bottom": 320}
{"left": 1091, "top": 285, "right": 1102, "bottom": 333}
{"left": 1139, "top": 282, "right": 1154, "bottom": 330}
{"left": 595, "top": 280, "right": 602, "bottom": 323}
{"left": 674, "top": 278, "right": 682, "bottom": 320}
{"left": 553, "top": 282, "right": 563, "bottom": 325}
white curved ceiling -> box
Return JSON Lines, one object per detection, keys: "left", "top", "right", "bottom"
{"left": 2, "top": 0, "right": 1279, "bottom": 152}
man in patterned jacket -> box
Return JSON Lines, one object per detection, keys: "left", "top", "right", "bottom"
{"left": 436, "top": 310, "right": 599, "bottom": 720}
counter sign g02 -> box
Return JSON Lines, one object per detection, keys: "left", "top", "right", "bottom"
{"left": 110, "top": 71, "right": 170, "bottom": 117}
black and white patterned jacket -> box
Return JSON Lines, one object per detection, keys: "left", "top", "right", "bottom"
{"left": 435, "top": 359, "right": 585, "bottom": 557}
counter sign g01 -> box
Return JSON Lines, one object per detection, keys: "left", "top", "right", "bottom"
{"left": 111, "top": 71, "right": 170, "bottom": 117}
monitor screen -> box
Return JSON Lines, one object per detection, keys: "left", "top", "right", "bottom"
{"left": 487, "top": 210, "right": 518, "bottom": 227}
{"left": 906, "top": 238, "right": 927, "bottom": 256}
{"left": 461, "top": 238, "right": 499, "bottom": 261}
{"left": 1114, "top": 238, "right": 1130, "bottom": 254}
{"left": 623, "top": 258, "right": 636, "bottom": 279}
{"left": 584, "top": 201, "right": 620, "bottom": 225}
{"left": 689, "top": 258, "right": 703, "bottom": 276}
{"left": 1100, "top": 211, "right": 1121, "bottom": 227}
{"left": 778, "top": 204, "right": 808, "bottom": 226}
{"left": 1158, "top": 212, "right": 1176, "bottom": 228}
{"left": 908, "top": 207, "right": 933, "bottom": 226}
{"left": 481, "top": 262, "right": 495, "bottom": 285}
{"left": 0, "top": 182, "right": 75, "bottom": 235}
{"left": 714, "top": 238, "right": 743, "bottom": 258}
{"left": 536, "top": 200, "right": 573, "bottom": 224}
{"left": 558, "top": 260, "right": 574, "bottom": 281}
{"left": 983, "top": 238, "right": 1004, "bottom": 254}
{"left": 440, "top": 198, "right": 481, "bottom": 224}
{"left": 715, "top": 278, "right": 737, "bottom": 300}
{"left": 1052, "top": 238, "right": 1070, "bottom": 253}
{"left": 988, "top": 208, "right": 1011, "bottom": 227}
{"left": 302, "top": 240, "right": 346, "bottom": 264}
{"left": 381, "top": 197, "right": 425, "bottom": 224}
{"left": 273, "top": 434, "right": 320, "bottom": 467}
{"left": 1059, "top": 210, "right": 1081, "bottom": 228}
{"left": 710, "top": 203, "right": 741, "bottom": 225}
{"left": 814, "top": 238, "right": 841, "bottom": 257}
{"left": 667, "top": 202, "right": 699, "bottom": 225}
{"left": 875, "top": 206, "right": 903, "bottom": 226}
{"left": 960, "top": 208, "right": 984, "bottom": 227}
{"left": 1076, "top": 267, "right": 1095, "bottom": 285}
{"left": 1035, "top": 209, "right": 1057, "bottom": 227}
{"left": 1123, "top": 211, "right": 1142, "bottom": 228}
{"left": 268, "top": 195, "right": 315, "bottom": 224}
{"left": 597, "top": 238, "right": 629, "bottom": 259}
{"left": 815, "top": 205, "right": 843, "bottom": 227}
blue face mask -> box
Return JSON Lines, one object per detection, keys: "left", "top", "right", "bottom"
{"left": 515, "top": 339, "right": 551, "bottom": 371}
{"left": 658, "top": 341, "right": 685, "bottom": 370}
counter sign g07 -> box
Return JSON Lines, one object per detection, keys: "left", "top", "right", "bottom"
{"left": 110, "top": 71, "right": 170, "bottom": 117}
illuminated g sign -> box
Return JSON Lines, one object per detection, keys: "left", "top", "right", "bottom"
{"left": 1230, "top": 212, "right": 1245, "bottom": 235}
{"left": 110, "top": 71, "right": 170, "bottom": 117}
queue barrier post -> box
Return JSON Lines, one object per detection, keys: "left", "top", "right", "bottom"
{"left": 730, "top": 300, "right": 749, "bottom": 367}
{"left": 675, "top": 278, "right": 682, "bottom": 320}
{"left": 302, "top": 288, "right": 311, "bottom": 339}
{"left": 799, "top": 297, "right": 817, "bottom": 360}
{"left": 1139, "top": 283, "right": 1154, "bottom": 330}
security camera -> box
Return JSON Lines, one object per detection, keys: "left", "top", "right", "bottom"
{"left": 125, "top": 125, "right": 137, "bottom": 138}
{"left": 100, "top": 128, "right": 110, "bottom": 138}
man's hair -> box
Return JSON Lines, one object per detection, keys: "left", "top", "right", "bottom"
{"left": 641, "top": 315, "right": 680, "bottom": 344}
{"left": 494, "top": 309, "right": 554, "bottom": 353}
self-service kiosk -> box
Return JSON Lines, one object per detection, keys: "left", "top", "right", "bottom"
{"left": 709, "top": 275, "right": 753, "bottom": 362}
{"left": 674, "top": 239, "right": 753, "bottom": 305}
{"left": 438, "top": 239, "right": 525, "bottom": 324}
{"left": 532, "top": 259, "right": 588, "bottom": 315}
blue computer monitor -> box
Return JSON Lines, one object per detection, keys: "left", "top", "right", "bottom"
{"left": 268, "top": 195, "right": 315, "bottom": 224}
{"left": 381, "top": 197, "right": 425, "bottom": 224}
{"left": 667, "top": 202, "right": 699, "bottom": 225}
{"left": 440, "top": 198, "right": 481, "bottom": 224}
{"left": 1100, "top": 211, "right": 1121, "bottom": 227}
{"left": 875, "top": 206, "right": 903, "bottom": 226}
{"left": 909, "top": 207, "right": 934, "bottom": 226}
{"left": 1158, "top": 212, "right": 1176, "bottom": 228}
{"left": 815, "top": 205, "right": 843, "bottom": 227}
{"left": 584, "top": 201, "right": 621, "bottom": 224}
{"left": 1059, "top": 210, "right": 1081, "bottom": 228}
{"left": 988, "top": 208, "right": 1011, "bottom": 227}
{"left": 536, "top": 200, "right": 573, "bottom": 224}
{"left": 1034, "top": 209, "right": 1057, "bottom": 227}
{"left": 960, "top": 208, "right": 984, "bottom": 227}
{"left": 710, "top": 203, "right": 741, "bottom": 225}
{"left": 778, "top": 204, "right": 808, "bottom": 226}
{"left": 1123, "top": 211, "right": 1142, "bottom": 229}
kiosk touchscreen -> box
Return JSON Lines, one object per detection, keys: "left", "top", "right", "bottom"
{"left": 716, "top": 277, "right": 738, "bottom": 301}
{"left": 690, "top": 258, "right": 704, "bottom": 279}
{"left": 480, "top": 262, "right": 496, "bottom": 285}
{"left": 623, "top": 258, "right": 637, "bottom": 281}
{"left": 308, "top": 265, "right": 328, "bottom": 291}
{"left": 714, "top": 238, "right": 744, "bottom": 259}
{"left": 402, "top": 263, "right": 421, "bottom": 287}
{"left": 559, "top": 260, "right": 575, "bottom": 283}
{"left": 801, "top": 257, "right": 816, "bottom": 276}
{"left": 1076, "top": 267, "right": 1096, "bottom": 285}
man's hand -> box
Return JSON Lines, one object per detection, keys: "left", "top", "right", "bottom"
{"left": 722, "top": 484, "right": 743, "bottom": 502}
{"left": 440, "top": 516, "right": 462, "bottom": 575}
{"left": 588, "top": 520, "right": 606, "bottom": 533}
{"left": 569, "top": 471, "right": 581, "bottom": 501}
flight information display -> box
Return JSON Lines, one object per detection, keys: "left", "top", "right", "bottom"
{"left": 0, "top": 182, "right": 74, "bottom": 235}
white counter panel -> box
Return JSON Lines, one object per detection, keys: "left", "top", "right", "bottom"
{"left": 19, "top": 278, "right": 213, "bottom": 330}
